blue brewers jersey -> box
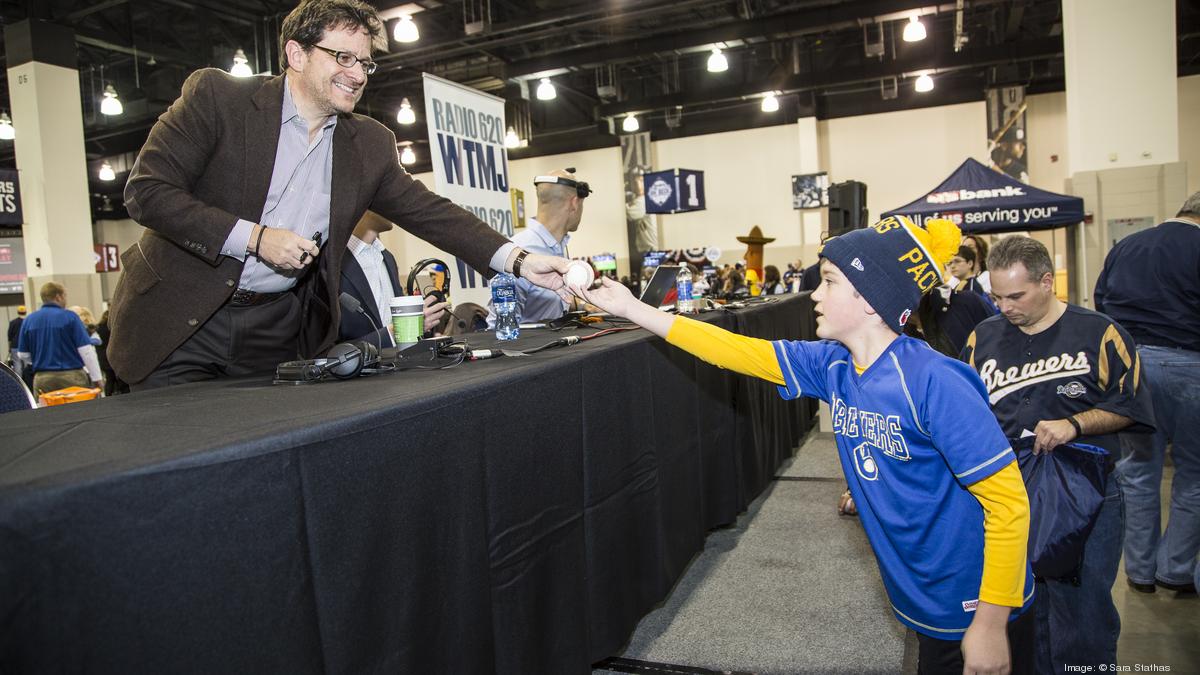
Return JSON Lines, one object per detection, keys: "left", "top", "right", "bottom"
{"left": 773, "top": 335, "right": 1035, "bottom": 637}
{"left": 962, "top": 305, "right": 1156, "bottom": 457}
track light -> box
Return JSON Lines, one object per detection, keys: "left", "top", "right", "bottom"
{"left": 622, "top": 113, "right": 639, "bottom": 132}
{"left": 394, "top": 15, "right": 419, "bottom": 43}
{"left": 761, "top": 92, "right": 780, "bottom": 112}
{"left": 0, "top": 112, "right": 13, "bottom": 140}
{"left": 230, "top": 49, "right": 252, "bottom": 77}
{"left": 396, "top": 98, "right": 416, "bottom": 125}
{"left": 707, "top": 48, "right": 728, "bottom": 73}
{"left": 903, "top": 15, "right": 927, "bottom": 42}
{"left": 536, "top": 78, "right": 556, "bottom": 101}
{"left": 99, "top": 162, "right": 116, "bottom": 181}
{"left": 399, "top": 145, "right": 416, "bottom": 165}
{"left": 100, "top": 84, "right": 123, "bottom": 116}
{"left": 914, "top": 73, "right": 934, "bottom": 93}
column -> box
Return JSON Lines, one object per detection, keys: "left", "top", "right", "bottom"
{"left": 5, "top": 19, "right": 102, "bottom": 312}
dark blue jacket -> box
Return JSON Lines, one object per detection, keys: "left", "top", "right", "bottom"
{"left": 338, "top": 248, "right": 402, "bottom": 345}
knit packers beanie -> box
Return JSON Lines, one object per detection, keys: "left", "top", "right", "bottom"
{"left": 820, "top": 215, "right": 961, "bottom": 332}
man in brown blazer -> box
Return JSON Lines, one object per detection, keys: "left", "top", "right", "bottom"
{"left": 109, "top": 0, "right": 569, "bottom": 388}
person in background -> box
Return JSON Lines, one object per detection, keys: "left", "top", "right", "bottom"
{"left": 962, "top": 235, "right": 1155, "bottom": 673}
{"left": 1095, "top": 190, "right": 1200, "bottom": 595}
{"left": 488, "top": 168, "right": 591, "bottom": 325}
{"left": 69, "top": 306, "right": 102, "bottom": 346}
{"left": 763, "top": 265, "right": 786, "bottom": 295}
{"left": 7, "top": 305, "right": 26, "bottom": 380}
{"left": 16, "top": 282, "right": 104, "bottom": 395}
{"left": 962, "top": 234, "right": 991, "bottom": 293}
{"left": 95, "top": 310, "right": 129, "bottom": 396}
{"left": 339, "top": 210, "right": 447, "bottom": 344}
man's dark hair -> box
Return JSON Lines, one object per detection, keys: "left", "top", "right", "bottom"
{"left": 1176, "top": 191, "right": 1200, "bottom": 219}
{"left": 963, "top": 234, "right": 989, "bottom": 271}
{"left": 954, "top": 245, "right": 976, "bottom": 265}
{"left": 987, "top": 235, "right": 1054, "bottom": 282}
{"left": 279, "top": 0, "right": 384, "bottom": 71}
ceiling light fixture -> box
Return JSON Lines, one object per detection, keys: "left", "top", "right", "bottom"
{"left": 0, "top": 112, "right": 14, "bottom": 140}
{"left": 394, "top": 15, "right": 419, "bottom": 43}
{"left": 707, "top": 48, "right": 728, "bottom": 73}
{"left": 622, "top": 112, "right": 639, "bottom": 132}
{"left": 761, "top": 92, "right": 780, "bottom": 112}
{"left": 399, "top": 144, "right": 416, "bottom": 165}
{"left": 230, "top": 49, "right": 252, "bottom": 77}
{"left": 536, "top": 78, "right": 556, "bottom": 101}
{"left": 914, "top": 73, "right": 934, "bottom": 92}
{"left": 396, "top": 98, "right": 416, "bottom": 125}
{"left": 903, "top": 15, "right": 927, "bottom": 42}
{"left": 99, "top": 161, "right": 116, "bottom": 181}
{"left": 100, "top": 84, "right": 123, "bottom": 116}
{"left": 504, "top": 127, "right": 520, "bottom": 148}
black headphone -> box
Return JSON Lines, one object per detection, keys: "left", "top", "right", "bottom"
{"left": 274, "top": 340, "right": 381, "bottom": 384}
{"left": 406, "top": 258, "right": 452, "bottom": 305}
{"left": 534, "top": 168, "right": 592, "bottom": 199}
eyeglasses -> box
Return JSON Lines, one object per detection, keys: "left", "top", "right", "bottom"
{"left": 308, "top": 44, "right": 377, "bottom": 75}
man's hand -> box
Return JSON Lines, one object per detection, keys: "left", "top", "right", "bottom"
{"left": 423, "top": 294, "right": 448, "bottom": 335}
{"left": 1033, "top": 418, "right": 1078, "bottom": 454}
{"left": 254, "top": 226, "right": 320, "bottom": 271}
{"left": 515, "top": 252, "right": 573, "bottom": 303}
{"left": 961, "top": 602, "right": 1011, "bottom": 674}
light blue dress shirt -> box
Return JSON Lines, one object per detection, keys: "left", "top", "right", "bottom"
{"left": 488, "top": 217, "right": 568, "bottom": 324}
{"left": 220, "top": 79, "right": 336, "bottom": 292}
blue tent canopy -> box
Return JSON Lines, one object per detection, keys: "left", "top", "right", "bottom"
{"left": 883, "top": 158, "right": 1084, "bottom": 234}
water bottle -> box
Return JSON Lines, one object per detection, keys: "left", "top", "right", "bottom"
{"left": 491, "top": 272, "right": 520, "bottom": 340}
{"left": 675, "top": 267, "right": 694, "bottom": 314}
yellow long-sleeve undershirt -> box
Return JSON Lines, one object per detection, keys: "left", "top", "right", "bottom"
{"left": 664, "top": 315, "right": 1029, "bottom": 607}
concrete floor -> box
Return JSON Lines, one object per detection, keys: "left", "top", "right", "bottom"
{"left": 596, "top": 433, "right": 1199, "bottom": 674}
{"left": 1112, "top": 461, "right": 1199, "bottom": 671}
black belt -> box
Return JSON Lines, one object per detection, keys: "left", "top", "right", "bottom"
{"left": 229, "top": 288, "right": 291, "bottom": 306}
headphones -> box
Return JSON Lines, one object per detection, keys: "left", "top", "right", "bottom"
{"left": 406, "top": 258, "right": 452, "bottom": 305}
{"left": 534, "top": 168, "right": 592, "bottom": 199}
{"left": 274, "top": 340, "right": 381, "bottom": 384}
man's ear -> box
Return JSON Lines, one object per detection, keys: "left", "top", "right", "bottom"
{"left": 284, "top": 39, "right": 307, "bottom": 71}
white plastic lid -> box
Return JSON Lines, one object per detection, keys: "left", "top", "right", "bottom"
{"left": 389, "top": 295, "right": 425, "bottom": 309}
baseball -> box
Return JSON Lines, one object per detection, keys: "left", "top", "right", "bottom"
{"left": 565, "top": 260, "right": 595, "bottom": 288}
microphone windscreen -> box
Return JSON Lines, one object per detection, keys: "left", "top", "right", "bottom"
{"left": 339, "top": 292, "right": 363, "bottom": 314}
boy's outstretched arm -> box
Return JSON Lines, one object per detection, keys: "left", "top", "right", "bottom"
{"left": 579, "top": 277, "right": 784, "bottom": 385}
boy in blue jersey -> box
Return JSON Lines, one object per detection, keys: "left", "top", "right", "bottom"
{"left": 577, "top": 215, "right": 1034, "bottom": 675}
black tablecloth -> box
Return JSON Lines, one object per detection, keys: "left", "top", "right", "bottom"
{"left": 0, "top": 295, "right": 816, "bottom": 674}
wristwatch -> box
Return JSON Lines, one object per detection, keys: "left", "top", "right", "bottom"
{"left": 511, "top": 249, "right": 529, "bottom": 278}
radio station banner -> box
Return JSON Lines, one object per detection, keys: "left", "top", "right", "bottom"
{"left": 0, "top": 169, "right": 23, "bottom": 230}
{"left": 423, "top": 73, "right": 510, "bottom": 305}
{"left": 986, "top": 86, "right": 1028, "bottom": 184}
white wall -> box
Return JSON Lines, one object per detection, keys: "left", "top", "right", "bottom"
{"left": 655, "top": 125, "right": 805, "bottom": 270}
{"left": 1179, "top": 75, "right": 1200, "bottom": 198}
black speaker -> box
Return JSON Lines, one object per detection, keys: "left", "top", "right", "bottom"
{"left": 828, "top": 180, "right": 868, "bottom": 231}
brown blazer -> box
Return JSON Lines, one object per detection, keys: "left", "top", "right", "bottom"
{"left": 109, "top": 69, "right": 508, "bottom": 384}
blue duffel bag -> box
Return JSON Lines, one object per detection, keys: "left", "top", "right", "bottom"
{"left": 1012, "top": 437, "right": 1109, "bottom": 583}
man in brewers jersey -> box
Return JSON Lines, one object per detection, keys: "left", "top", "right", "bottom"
{"left": 581, "top": 215, "right": 1036, "bottom": 675}
{"left": 961, "top": 235, "right": 1155, "bottom": 674}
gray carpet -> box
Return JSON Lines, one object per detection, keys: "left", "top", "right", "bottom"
{"left": 595, "top": 432, "right": 909, "bottom": 675}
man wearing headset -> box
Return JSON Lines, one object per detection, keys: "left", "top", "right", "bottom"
{"left": 338, "top": 211, "right": 447, "bottom": 345}
{"left": 488, "top": 168, "right": 591, "bottom": 325}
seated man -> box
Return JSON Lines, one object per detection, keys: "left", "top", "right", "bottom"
{"left": 339, "top": 211, "right": 446, "bottom": 345}
{"left": 489, "top": 168, "right": 591, "bottom": 324}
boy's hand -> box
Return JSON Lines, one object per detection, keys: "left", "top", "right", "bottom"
{"left": 961, "top": 602, "right": 1011, "bottom": 675}
{"left": 578, "top": 277, "right": 636, "bottom": 317}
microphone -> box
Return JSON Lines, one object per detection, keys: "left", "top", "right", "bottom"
{"left": 339, "top": 292, "right": 386, "bottom": 354}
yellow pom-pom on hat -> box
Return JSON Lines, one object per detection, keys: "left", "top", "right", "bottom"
{"left": 899, "top": 216, "right": 962, "bottom": 284}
